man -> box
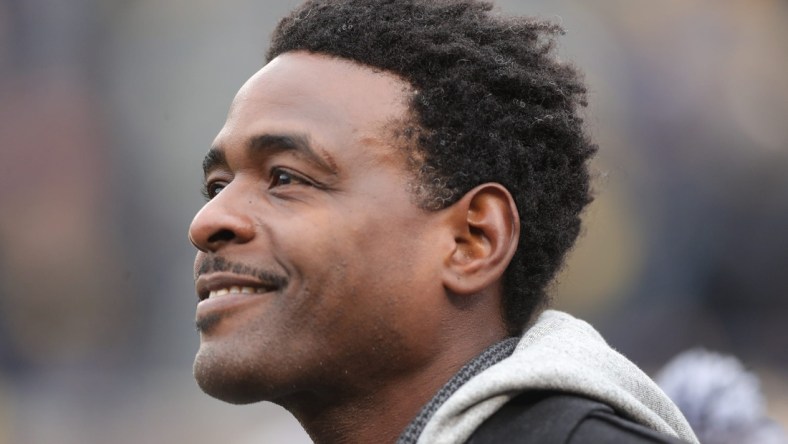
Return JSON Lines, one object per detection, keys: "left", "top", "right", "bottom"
{"left": 188, "top": 1, "right": 699, "bottom": 443}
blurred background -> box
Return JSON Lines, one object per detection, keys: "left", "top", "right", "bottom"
{"left": 0, "top": 0, "right": 786, "bottom": 442}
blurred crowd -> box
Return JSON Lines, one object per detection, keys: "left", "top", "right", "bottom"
{"left": 0, "top": 0, "right": 786, "bottom": 443}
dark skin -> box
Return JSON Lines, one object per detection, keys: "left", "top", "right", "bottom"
{"left": 189, "top": 51, "right": 520, "bottom": 444}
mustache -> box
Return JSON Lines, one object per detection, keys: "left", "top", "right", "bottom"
{"left": 195, "top": 255, "right": 289, "bottom": 289}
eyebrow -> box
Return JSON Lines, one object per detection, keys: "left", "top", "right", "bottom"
{"left": 202, "top": 147, "right": 227, "bottom": 176}
{"left": 202, "top": 132, "right": 337, "bottom": 177}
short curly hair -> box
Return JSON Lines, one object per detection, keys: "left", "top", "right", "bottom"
{"left": 267, "top": 0, "right": 597, "bottom": 334}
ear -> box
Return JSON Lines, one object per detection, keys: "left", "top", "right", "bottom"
{"left": 442, "top": 183, "right": 520, "bottom": 296}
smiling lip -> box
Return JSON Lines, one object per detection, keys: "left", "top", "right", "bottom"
{"left": 194, "top": 273, "right": 282, "bottom": 324}
{"left": 195, "top": 272, "right": 280, "bottom": 302}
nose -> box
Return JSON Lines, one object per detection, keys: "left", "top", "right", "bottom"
{"left": 188, "top": 190, "right": 256, "bottom": 253}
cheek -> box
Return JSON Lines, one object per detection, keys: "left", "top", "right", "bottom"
{"left": 271, "top": 197, "right": 441, "bottom": 306}
{"left": 274, "top": 219, "right": 386, "bottom": 319}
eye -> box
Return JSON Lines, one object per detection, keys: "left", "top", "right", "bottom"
{"left": 201, "top": 181, "right": 227, "bottom": 201}
{"left": 270, "top": 168, "right": 310, "bottom": 188}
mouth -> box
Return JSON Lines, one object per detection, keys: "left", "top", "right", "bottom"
{"left": 195, "top": 273, "right": 282, "bottom": 303}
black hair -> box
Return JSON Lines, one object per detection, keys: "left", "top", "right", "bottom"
{"left": 267, "top": 0, "right": 596, "bottom": 334}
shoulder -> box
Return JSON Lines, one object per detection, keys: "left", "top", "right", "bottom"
{"left": 467, "top": 391, "right": 688, "bottom": 444}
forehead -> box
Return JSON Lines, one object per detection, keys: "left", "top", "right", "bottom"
{"left": 215, "top": 51, "right": 414, "bottom": 161}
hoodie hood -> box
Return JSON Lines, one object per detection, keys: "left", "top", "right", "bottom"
{"left": 415, "top": 310, "right": 699, "bottom": 444}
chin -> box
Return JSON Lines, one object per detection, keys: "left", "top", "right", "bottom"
{"left": 193, "top": 348, "right": 269, "bottom": 405}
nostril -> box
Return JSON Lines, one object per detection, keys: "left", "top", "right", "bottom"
{"left": 208, "top": 229, "right": 235, "bottom": 244}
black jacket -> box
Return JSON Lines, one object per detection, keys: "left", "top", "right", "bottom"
{"left": 467, "top": 391, "right": 688, "bottom": 444}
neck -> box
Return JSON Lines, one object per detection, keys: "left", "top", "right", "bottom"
{"left": 284, "top": 387, "right": 424, "bottom": 444}
{"left": 281, "top": 327, "right": 508, "bottom": 444}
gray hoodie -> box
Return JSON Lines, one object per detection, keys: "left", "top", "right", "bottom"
{"left": 408, "top": 310, "right": 699, "bottom": 444}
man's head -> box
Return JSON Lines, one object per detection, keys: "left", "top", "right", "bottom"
{"left": 190, "top": 52, "right": 486, "bottom": 406}
{"left": 189, "top": 0, "right": 594, "bottom": 409}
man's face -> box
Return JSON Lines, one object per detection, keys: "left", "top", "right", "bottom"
{"left": 189, "top": 52, "right": 451, "bottom": 405}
